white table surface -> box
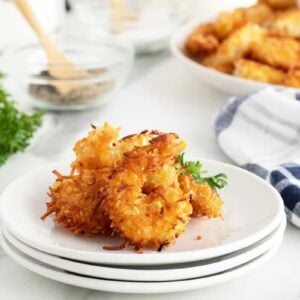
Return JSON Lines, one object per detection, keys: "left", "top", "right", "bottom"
{"left": 0, "top": 1, "right": 300, "bottom": 299}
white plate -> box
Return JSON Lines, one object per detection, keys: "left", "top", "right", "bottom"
{"left": 170, "top": 19, "right": 300, "bottom": 96}
{"left": 2, "top": 216, "right": 286, "bottom": 282}
{"left": 0, "top": 230, "right": 283, "bottom": 294}
{"left": 0, "top": 159, "right": 284, "bottom": 266}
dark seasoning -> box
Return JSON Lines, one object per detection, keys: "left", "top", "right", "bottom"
{"left": 29, "top": 69, "right": 115, "bottom": 105}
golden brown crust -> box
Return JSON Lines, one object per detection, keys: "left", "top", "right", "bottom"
{"left": 234, "top": 58, "right": 286, "bottom": 85}
{"left": 249, "top": 36, "right": 300, "bottom": 70}
{"left": 185, "top": 23, "right": 219, "bottom": 57}
{"left": 201, "top": 24, "right": 266, "bottom": 73}
{"left": 284, "top": 70, "right": 300, "bottom": 87}
{"left": 259, "top": 0, "right": 297, "bottom": 10}
{"left": 42, "top": 124, "right": 156, "bottom": 236}
{"left": 270, "top": 9, "right": 300, "bottom": 38}
{"left": 184, "top": 1, "right": 300, "bottom": 88}
{"left": 41, "top": 168, "right": 112, "bottom": 235}
{"left": 201, "top": 53, "right": 233, "bottom": 74}
{"left": 105, "top": 133, "right": 192, "bottom": 250}
{"left": 213, "top": 4, "right": 272, "bottom": 40}
{"left": 179, "top": 174, "right": 223, "bottom": 218}
{"left": 42, "top": 124, "right": 225, "bottom": 251}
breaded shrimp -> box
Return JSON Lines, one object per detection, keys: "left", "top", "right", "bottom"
{"left": 105, "top": 133, "right": 192, "bottom": 250}
{"left": 234, "top": 58, "right": 286, "bottom": 85}
{"left": 213, "top": 4, "right": 272, "bottom": 40}
{"left": 202, "top": 24, "right": 266, "bottom": 73}
{"left": 212, "top": 8, "right": 245, "bottom": 40}
{"left": 179, "top": 174, "right": 223, "bottom": 218}
{"left": 43, "top": 124, "right": 226, "bottom": 249}
{"left": 185, "top": 23, "right": 219, "bottom": 57}
{"left": 72, "top": 123, "right": 121, "bottom": 171}
{"left": 249, "top": 36, "right": 300, "bottom": 69}
{"left": 259, "top": 0, "right": 297, "bottom": 9}
{"left": 201, "top": 53, "right": 234, "bottom": 74}
{"left": 244, "top": 3, "right": 274, "bottom": 24}
{"left": 284, "top": 70, "right": 300, "bottom": 87}
{"left": 270, "top": 9, "right": 300, "bottom": 38}
{"left": 42, "top": 124, "right": 155, "bottom": 236}
{"left": 41, "top": 168, "right": 112, "bottom": 235}
{"left": 72, "top": 123, "right": 155, "bottom": 171}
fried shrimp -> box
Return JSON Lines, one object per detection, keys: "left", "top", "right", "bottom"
{"left": 72, "top": 123, "right": 155, "bottom": 171}
{"left": 234, "top": 58, "right": 285, "bottom": 85}
{"left": 284, "top": 69, "right": 300, "bottom": 87}
{"left": 42, "top": 124, "right": 227, "bottom": 251}
{"left": 249, "top": 36, "right": 300, "bottom": 70}
{"left": 213, "top": 4, "right": 272, "bottom": 40}
{"left": 105, "top": 133, "right": 193, "bottom": 250}
{"left": 179, "top": 174, "right": 223, "bottom": 218}
{"left": 183, "top": 3, "right": 272, "bottom": 60}
{"left": 72, "top": 123, "right": 121, "bottom": 171}
{"left": 259, "top": 0, "right": 297, "bottom": 9}
{"left": 184, "top": 0, "right": 300, "bottom": 88}
{"left": 202, "top": 24, "right": 266, "bottom": 73}
{"left": 41, "top": 169, "right": 112, "bottom": 235}
{"left": 185, "top": 23, "right": 219, "bottom": 57}
{"left": 42, "top": 123, "right": 155, "bottom": 236}
{"left": 270, "top": 9, "right": 300, "bottom": 38}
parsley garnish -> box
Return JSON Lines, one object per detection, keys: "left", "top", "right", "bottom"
{"left": 0, "top": 77, "right": 44, "bottom": 166}
{"left": 178, "top": 153, "right": 228, "bottom": 189}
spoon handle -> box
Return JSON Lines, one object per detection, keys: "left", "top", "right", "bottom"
{"left": 13, "top": 0, "right": 50, "bottom": 45}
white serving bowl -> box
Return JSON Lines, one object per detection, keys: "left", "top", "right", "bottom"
{"left": 170, "top": 19, "right": 300, "bottom": 96}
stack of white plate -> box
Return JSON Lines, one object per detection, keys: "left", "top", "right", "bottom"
{"left": 0, "top": 159, "right": 286, "bottom": 294}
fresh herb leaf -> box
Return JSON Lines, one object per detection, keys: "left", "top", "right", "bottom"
{"left": 0, "top": 80, "right": 44, "bottom": 166}
{"left": 178, "top": 152, "right": 185, "bottom": 167}
{"left": 178, "top": 153, "right": 228, "bottom": 189}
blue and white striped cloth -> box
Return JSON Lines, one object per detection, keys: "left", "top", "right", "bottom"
{"left": 215, "top": 88, "right": 300, "bottom": 228}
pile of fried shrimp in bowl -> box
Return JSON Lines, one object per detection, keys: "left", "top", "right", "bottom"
{"left": 41, "top": 123, "right": 227, "bottom": 253}
{"left": 185, "top": 0, "right": 300, "bottom": 87}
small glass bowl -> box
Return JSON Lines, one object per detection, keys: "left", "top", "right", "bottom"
{"left": 0, "top": 36, "right": 134, "bottom": 110}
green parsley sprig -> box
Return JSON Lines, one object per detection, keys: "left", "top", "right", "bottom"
{"left": 0, "top": 77, "right": 44, "bottom": 166}
{"left": 178, "top": 153, "right": 228, "bottom": 189}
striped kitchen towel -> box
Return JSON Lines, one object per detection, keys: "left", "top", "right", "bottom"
{"left": 215, "top": 88, "right": 300, "bottom": 228}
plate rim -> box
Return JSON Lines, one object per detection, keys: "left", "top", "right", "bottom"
{"left": 0, "top": 158, "right": 284, "bottom": 265}
{"left": 2, "top": 216, "right": 286, "bottom": 282}
{"left": 0, "top": 228, "right": 283, "bottom": 294}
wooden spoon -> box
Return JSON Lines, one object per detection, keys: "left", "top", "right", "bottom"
{"left": 14, "top": 0, "right": 88, "bottom": 95}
